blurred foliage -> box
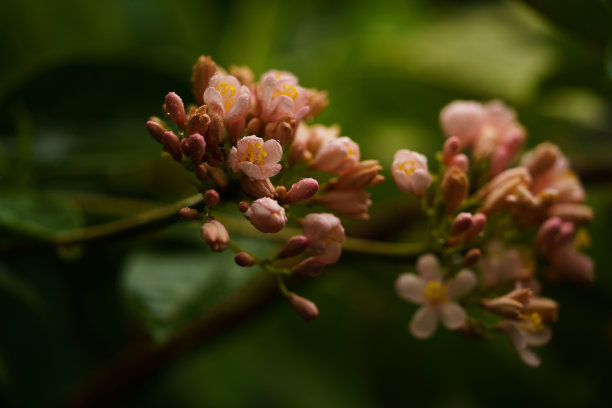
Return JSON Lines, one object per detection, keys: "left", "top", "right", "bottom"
{"left": 1, "top": 0, "right": 612, "bottom": 407}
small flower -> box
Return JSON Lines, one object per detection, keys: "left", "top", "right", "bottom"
{"left": 499, "top": 310, "right": 553, "bottom": 367}
{"left": 302, "top": 213, "right": 345, "bottom": 264}
{"left": 200, "top": 219, "right": 229, "bottom": 252}
{"left": 291, "top": 123, "right": 340, "bottom": 162}
{"left": 245, "top": 197, "right": 287, "bottom": 233}
{"left": 478, "top": 240, "right": 533, "bottom": 286}
{"left": 312, "top": 137, "right": 361, "bottom": 174}
{"left": 204, "top": 73, "right": 251, "bottom": 124}
{"left": 230, "top": 135, "right": 282, "bottom": 180}
{"left": 256, "top": 70, "right": 310, "bottom": 122}
{"left": 391, "top": 149, "right": 432, "bottom": 196}
{"left": 395, "top": 254, "right": 477, "bottom": 339}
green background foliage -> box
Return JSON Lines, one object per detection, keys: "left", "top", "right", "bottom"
{"left": 1, "top": 0, "right": 612, "bottom": 407}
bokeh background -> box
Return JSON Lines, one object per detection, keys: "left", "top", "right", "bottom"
{"left": 1, "top": 0, "right": 612, "bottom": 407}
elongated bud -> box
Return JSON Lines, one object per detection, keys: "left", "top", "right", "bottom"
{"left": 448, "top": 154, "right": 469, "bottom": 172}
{"left": 521, "top": 142, "right": 559, "bottom": 178}
{"left": 293, "top": 256, "right": 325, "bottom": 276}
{"left": 279, "top": 235, "right": 309, "bottom": 258}
{"left": 229, "top": 64, "right": 255, "bottom": 86}
{"left": 179, "top": 207, "right": 199, "bottom": 220}
{"left": 165, "top": 92, "right": 186, "bottom": 128}
{"left": 284, "top": 178, "right": 319, "bottom": 204}
{"left": 229, "top": 119, "right": 246, "bottom": 145}
{"left": 204, "top": 189, "right": 220, "bottom": 207}
{"left": 241, "top": 176, "right": 276, "bottom": 199}
{"left": 328, "top": 160, "right": 384, "bottom": 190}
{"left": 180, "top": 133, "right": 206, "bottom": 164}
{"left": 205, "top": 113, "right": 224, "bottom": 153}
{"left": 245, "top": 197, "right": 287, "bottom": 233}
{"left": 204, "top": 163, "right": 228, "bottom": 189}
{"left": 192, "top": 55, "right": 218, "bottom": 105}
{"left": 536, "top": 217, "right": 562, "bottom": 251}
{"left": 442, "top": 167, "right": 469, "bottom": 214}
{"left": 195, "top": 164, "right": 207, "bottom": 180}
{"left": 547, "top": 203, "right": 594, "bottom": 223}
{"left": 305, "top": 88, "right": 329, "bottom": 120}
{"left": 465, "top": 213, "right": 486, "bottom": 241}
{"left": 316, "top": 190, "right": 372, "bottom": 220}
{"left": 275, "top": 120, "right": 294, "bottom": 146}
{"left": 451, "top": 212, "right": 473, "bottom": 236}
{"left": 462, "top": 248, "right": 481, "bottom": 267}
{"left": 524, "top": 297, "right": 558, "bottom": 323}
{"left": 162, "top": 131, "right": 182, "bottom": 161}
{"left": 482, "top": 288, "right": 532, "bottom": 319}
{"left": 200, "top": 219, "right": 229, "bottom": 252}
{"left": 287, "top": 293, "right": 319, "bottom": 322}
{"left": 186, "top": 109, "right": 211, "bottom": 139}
{"left": 245, "top": 117, "right": 261, "bottom": 135}
{"left": 234, "top": 252, "right": 255, "bottom": 267}
{"left": 442, "top": 136, "right": 461, "bottom": 163}
{"left": 146, "top": 119, "right": 165, "bottom": 143}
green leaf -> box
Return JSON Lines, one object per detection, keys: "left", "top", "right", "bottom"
{"left": 122, "top": 237, "right": 272, "bottom": 342}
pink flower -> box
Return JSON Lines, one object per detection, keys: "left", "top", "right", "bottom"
{"left": 204, "top": 73, "right": 251, "bottom": 124}
{"left": 478, "top": 240, "right": 533, "bottom": 286}
{"left": 500, "top": 312, "right": 552, "bottom": 367}
{"left": 440, "top": 101, "right": 487, "bottom": 146}
{"left": 245, "top": 197, "right": 287, "bottom": 233}
{"left": 391, "top": 149, "right": 432, "bottom": 196}
{"left": 312, "top": 137, "right": 360, "bottom": 174}
{"left": 229, "top": 135, "right": 282, "bottom": 180}
{"left": 395, "top": 254, "right": 476, "bottom": 339}
{"left": 256, "top": 70, "right": 309, "bottom": 122}
{"left": 301, "top": 213, "right": 345, "bottom": 264}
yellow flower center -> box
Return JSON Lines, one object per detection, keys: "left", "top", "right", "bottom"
{"left": 520, "top": 312, "right": 544, "bottom": 333}
{"left": 398, "top": 160, "right": 417, "bottom": 176}
{"left": 424, "top": 281, "right": 448, "bottom": 305}
{"left": 322, "top": 225, "right": 343, "bottom": 245}
{"left": 273, "top": 83, "right": 298, "bottom": 100}
{"left": 239, "top": 142, "right": 267, "bottom": 165}
{"left": 216, "top": 82, "right": 237, "bottom": 112}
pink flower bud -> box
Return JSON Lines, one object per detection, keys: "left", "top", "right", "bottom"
{"left": 536, "top": 217, "right": 562, "bottom": 251}
{"left": 186, "top": 108, "right": 211, "bottom": 138}
{"left": 302, "top": 213, "right": 345, "bottom": 264}
{"left": 293, "top": 256, "right": 326, "bottom": 276}
{"left": 279, "top": 235, "right": 309, "bottom": 258}
{"left": 234, "top": 252, "right": 255, "bottom": 267}
{"left": 391, "top": 149, "right": 432, "bottom": 196}
{"left": 312, "top": 137, "right": 360, "bottom": 174}
{"left": 442, "top": 136, "right": 462, "bottom": 163}
{"left": 465, "top": 213, "right": 487, "bottom": 241}
{"left": 245, "top": 197, "right": 287, "bottom": 233}
{"left": 462, "top": 248, "right": 481, "bottom": 267}
{"left": 205, "top": 113, "right": 224, "bottom": 153}
{"left": 195, "top": 164, "right": 207, "bottom": 180}
{"left": 439, "top": 100, "right": 486, "bottom": 146}
{"left": 316, "top": 190, "right": 372, "bottom": 220}
{"left": 180, "top": 133, "right": 206, "bottom": 164}
{"left": 145, "top": 119, "right": 165, "bottom": 143}
{"left": 520, "top": 142, "right": 560, "bottom": 178}
{"left": 327, "top": 160, "right": 384, "bottom": 190}
{"left": 287, "top": 293, "right": 319, "bottom": 322}
{"left": 200, "top": 219, "right": 229, "bottom": 252}
{"left": 178, "top": 207, "right": 199, "bottom": 220}
{"left": 448, "top": 154, "right": 469, "bottom": 172}
{"left": 192, "top": 55, "right": 219, "bottom": 106}
{"left": 165, "top": 92, "right": 186, "bottom": 128}
{"left": 482, "top": 288, "right": 533, "bottom": 319}
{"left": 238, "top": 201, "right": 250, "bottom": 212}
{"left": 229, "top": 136, "right": 283, "bottom": 180}
{"left": 204, "top": 189, "right": 220, "bottom": 207}
{"left": 547, "top": 203, "right": 594, "bottom": 223}
{"left": 524, "top": 297, "right": 559, "bottom": 323}
{"left": 162, "top": 131, "right": 182, "bottom": 161}
{"left": 442, "top": 167, "right": 469, "bottom": 214}
{"left": 241, "top": 177, "right": 276, "bottom": 199}
{"left": 284, "top": 178, "right": 319, "bottom": 204}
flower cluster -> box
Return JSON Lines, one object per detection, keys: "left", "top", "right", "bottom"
{"left": 146, "top": 56, "right": 383, "bottom": 321}
{"left": 393, "top": 100, "right": 593, "bottom": 367}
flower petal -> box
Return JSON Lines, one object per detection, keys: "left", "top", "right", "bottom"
{"left": 395, "top": 273, "right": 426, "bottom": 303}
{"left": 524, "top": 326, "right": 552, "bottom": 346}
{"left": 518, "top": 348, "right": 541, "bottom": 367}
{"left": 416, "top": 253, "right": 442, "bottom": 281}
{"left": 447, "top": 269, "right": 477, "bottom": 298}
{"left": 409, "top": 305, "right": 438, "bottom": 339}
{"left": 439, "top": 301, "right": 467, "bottom": 330}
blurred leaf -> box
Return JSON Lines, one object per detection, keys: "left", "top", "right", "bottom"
{"left": 122, "top": 239, "right": 269, "bottom": 342}
{"left": 0, "top": 263, "right": 41, "bottom": 311}
{"left": 0, "top": 190, "right": 83, "bottom": 238}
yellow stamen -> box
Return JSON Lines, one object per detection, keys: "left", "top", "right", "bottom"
{"left": 520, "top": 312, "right": 544, "bottom": 333}
{"left": 398, "top": 160, "right": 417, "bottom": 176}
{"left": 272, "top": 84, "right": 298, "bottom": 100}
{"left": 423, "top": 281, "right": 448, "bottom": 305}
{"left": 216, "top": 82, "right": 236, "bottom": 112}
{"left": 323, "top": 226, "right": 343, "bottom": 245}
{"left": 239, "top": 142, "right": 268, "bottom": 165}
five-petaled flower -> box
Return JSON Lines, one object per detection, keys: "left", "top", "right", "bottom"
{"left": 229, "top": 135, "right": 283, "bottom": 180}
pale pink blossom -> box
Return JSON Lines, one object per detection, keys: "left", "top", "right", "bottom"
{"left": 499, "top": 312, "right": 552, "bottom": 367}
{"left": 245, "top": 197, "right": 287, "bottom": 233}
{"left": 395, "top": 254, "right": 476, "bottom": 339}
{"left": 256, "top": 70, "right": 309, "bottom": 122}
{"left": 229, "top": 135, "right": 282, "bottom": 180}
{"left": 439, "top": 101, "right": 487, "bottom": 146}
{"left": 301, "top": 213, "right": 345, "bottom": 264}
{"left": 200, "top": 219, "right": 229, "bottom": 252}
{"left": 204, "top": 73, "right": 251, "bottom": 124}
{"left": 391, "top": 149, "right": 432, "bottom": 196}
{"left": 312, "top": 137, "right": 360, "bottom": 174}
{"left": 291, "top": 123, "right": 340, "bottom": 162}
{"left": 478, "top": 240, "right": 533, "bottom": 286}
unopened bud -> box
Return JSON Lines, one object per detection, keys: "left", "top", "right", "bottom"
{"left": 328, "top": 160, "right": 384, "bottom": 190}
{"left": 284, "top": 178, "right": 319, "bottom": 204}
{"left": 245, "top": 197, "right": 287, "bottom": 233}
{"left": 524, "top": 297, "right": 559, "bottom": 323}
{"left": 547, "top": 203, "right": 594, "bottom": 224}
{"left": 305, "top": 88, "right": 329, "bottom": 120}
{"left": 192, "top": 55, "right": 218, "bottom": 105}
{"left": 462, "top": 248, "right": 481, "bottom": 267}
{"left": 229, "top": 64, "right": 255, "bottom": 86}
{"left": 204, "top": 189, "right": 220, "bottom": 207}
{"left": 521, "top": 142, "right": 559, "bottom": 178}
{"left": 274, "top": 121, "right": 294, "bottom": 146}
{"left": 165, "top": 92, "right": 186, "bottom": 128}
{"left": 204, "top": 163, "right": 228, "bottom": 190}
{"left": 234, "top": 252, "right": 255, "bottom": 267}
{"left": 482, "top": 288, "right": 533, "bottom": 319}
{"left": 448, "top": 154, "right": 469, "bottom": 172}
{"left": 162, "top": 131, "right": 182, "bottom": 161}
{"left": 442, "top": 167, "right": 469, "bottom": 214}
{"left": 293, "top": 256, "right": 325, "bottom": 276}
{"left": 241, "top": 176, "right": 276, "bottom": 199}
{"left": 179, "top": 207, "right": 199, "bottom": 220}
{"left": 536, "top": 217, "right": 562, "bottom": 251}
{"left": 287, "top": 293, "right": 319, "bottom": 322}
{"left": 279, "top": 235, "right": 309, "bottom": 258}
{"left": 442, "top": 136, "right": 462, "bottom": 163}
{"left": 316, "top": 190, "right": 372, "bottom": 220}
{"left": 465, "top": 213, "right": 486, "bottom": 241}
{"left": 450, "top": 212, "right": 473, "bottom": 236}
{"left": 238, "top": 201, "right": 250, "bottom": 212}
{"left": 180, "top": 133, "right": 206, "bottom": 164}
{"left": 200, "top": 219, "right": 229, "bottom": 252}
{"left": 245, "top": 117, "right": 261, "bottom": 135}
{"left": 145, "top": 119, "right": 165, "bottom": 143}
{"left": 205, "top": 113, "right": 224, "bottom": 153}
{"left": 186, "top": 109, "right": 211, "bottom": 139}
{"left": 229, "top": 119, "right": 246, "bottom": 145}
{"left": 195, "top": 164, "right": 207, "bottom": 180}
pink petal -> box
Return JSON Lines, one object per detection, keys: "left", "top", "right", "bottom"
{"left": 239, "top": 161, "right": 263, "bottom": 180}
{"left": 409, "top": 305, "right": 438, "bottom": 339}
{"left": 524, "top": 326, "right": 552, "bottom": 346}
{"left": 320, "top": 242, "right": 341, "bottom": 264}
{"left": 226, "top": 93, "right": 250, "bottom": 123}
{"left": 411, "top": 169, "right": 432, "bottom": 195}
{"left": 416, "top": 254, "right": 442, "bottom": 281}
{"left": 203, "top": 88, "right": 224, "bottom": 115}
{"left": 439, "top": 301, "right": 467, "bottom": 330}
{"left": 447, "top": 269, "right": 477, "bottom": 298}
{"left": 518, "top": 348, "right": 541, "bottom": 368}
{"left": 263, "top": 139, "right": 283, "bottom": 163}
{"left": 395, "top": 273, "right": 426, "bottom": 303}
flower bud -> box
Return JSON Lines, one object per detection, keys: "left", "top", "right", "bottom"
{"left": 272, "top": 120, "right": 294, "bottom": 146}
{"left": 238, "top": 201, "right": 250, "bottom": 212}
{"left": 547, "top": 203, "right": 594, "bottom": 223}
{"left": 229, "top": 64, "right": 255, "bottom": 86}
{"left": 200, "top": 219, "right": 229, "bottom": 252}
{"left": 162, "top": 131, "right": 182, "bottom": 161}
{"left": 316, "top": 190, "right": 371, "bottom": 220}
{"left": 287, "top": 293, "right": 319, "bottom": 322}
{"left": 180, "top": 133, "right": 206, "bottom": 164}
{"left": 241, "top": 176, "right": 276, "bottom": 199}
{"left": 186, "top": 107, "right": 211, "bottom": 137}
{"left": 195, "top": 164, "right": 207, "bottom": 180}
{"left": 234, "top": 252, "right": 255, "bottom": 267}
{"left": 442, "top": 136, "right": 462, "bottom": 164}
{"left": 305, "top": 88, "right": 329, "bottom": 120}
{"left": 205, "top": 112, "right": 224, "bottom": 154}
{"left": 192, "top": 55, "right": 218, "bottom": 106}
{"left": 312, "top": 137, "right": 360, "bottom": 174}
{"left": 292, "top": 256, "right": 326, "bottom": 276}
{"left": 450, "top": 212, "right": 473, "bottom": 236}
{"left": 448, "top": 154, "right": 469, "bottom": 172}
{"left": 464, "top": 213, "right": 486, "bottom": 241}
{"left": 462, "top": 248, "right": 481, "bottom": 267}
{"left": 245, "top": 117, "right": 261, "bottom": 135}
{"left": 524, "top": 297, "right": 559, "bottom": 323}
{"left": 279, "top": 235, "right": 309, "bottom": 258}
{"left": 145, "top": 119, "right": 165, "bottom": 143}
{"left": 442, "top": 167, "right": 469, "bottom": 214}
{"left": 204, "top": 189, "right": 220, "bottom": 207}
{"left": 439, "top": 100, "right": 486, "bottom": 146}
{"left": 245, "top": 197, "right": 287, "bottom": 233}
{"left": 391, "top": 149, "right": 432, "bottom": 196}
{"left": 284, "top": 178, "right": 319, "bottom": 204}
{"left": 328, "top": 160, "right": 384, "bottom": 190}
{"left": 536, "top": 217, "right": 562, "bottom": 251}
{"left": 521, "top": 142, "right": 560, "bottom": 178}
{"left": 179, "top": 207, "right": 199, "bottom": 220}
{"left": 165, "top": 92, "right": 186, "bottom": 128}
{"left": 482, "top": 288, "right": 533, "bottom": 319}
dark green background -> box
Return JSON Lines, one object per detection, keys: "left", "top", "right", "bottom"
{"left": 1, "top": 0, "right": 612, "bottom": 407}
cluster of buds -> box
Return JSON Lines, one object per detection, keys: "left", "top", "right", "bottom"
{"left": 393, "top": 100, "right": 593, "bottom": 367}
{"left": 146, "top": 56, "right": 383, "bottom": 321}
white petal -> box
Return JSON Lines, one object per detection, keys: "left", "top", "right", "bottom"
{"left": 447, "top": 269, "right": 477, "bottom": 298}
{"left": 439, "top": 301, "right": 467, "bottom": 330}
{"left": 409, "top": 305, "right": 438, "bottom": 339}
{"left": 410, "top": 169, "right": 432, "bottom": 195}
{"left": 518, "top": 348, "right": 541, "bottom": 367}
{"left": 524, "top": 326, "right": 552, "bottom": 346}
{"left": 263, "top": 139, "right": 283, "bottom": 163}
{"left": 394, "top": 273, "right": 426, "bottom": 303}
{"left": 416, "top": 253, "right": 442, "bottom": 281}
{"left": 501, "top": 321, "right": 527, "bottom": 350}
{"left": 203, "top": 88, "right": 224, "bottom": 114}
{"left": 226, "top": 93, "right": 250, "bottom": 123}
